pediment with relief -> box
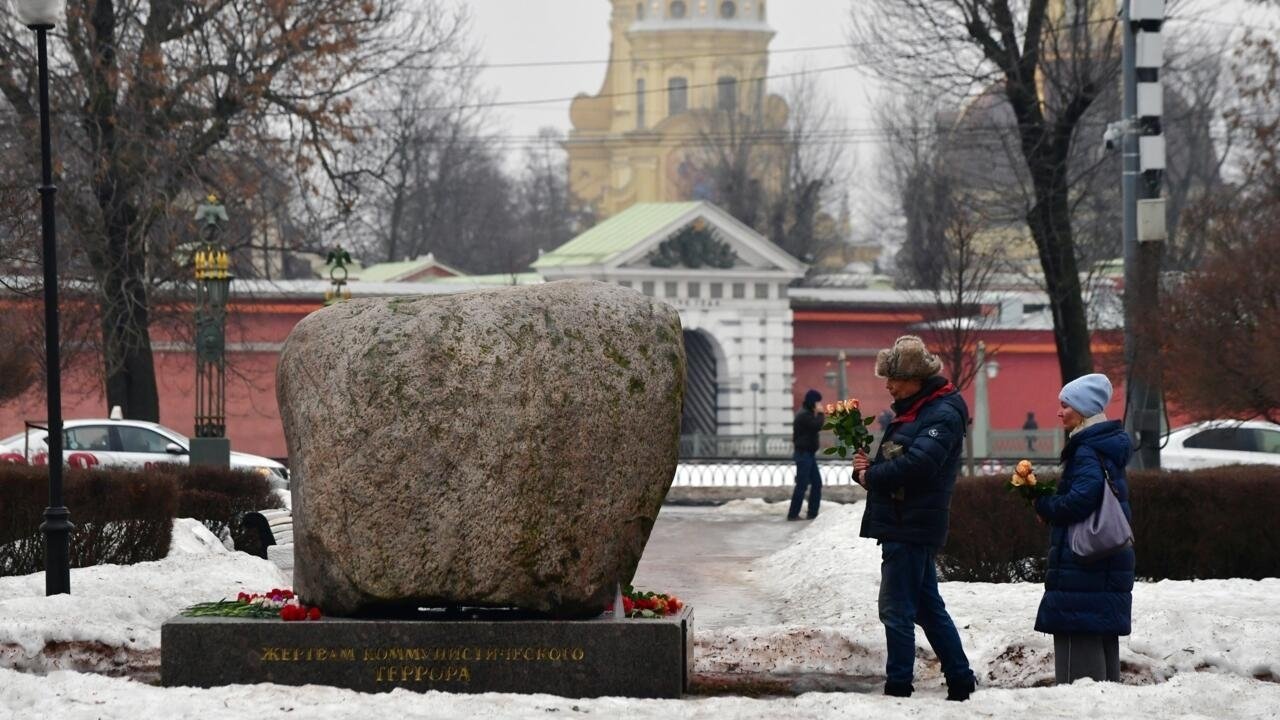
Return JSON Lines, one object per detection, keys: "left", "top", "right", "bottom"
{"left": 615, "top": 209, "right": 796, "bottom": 273}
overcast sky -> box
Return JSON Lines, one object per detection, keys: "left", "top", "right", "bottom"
{"left": 466, "top": 0, "right": 876, "bottom": 162}
{"left": 463, "top": 1, "right": 1277, "bottom": 223}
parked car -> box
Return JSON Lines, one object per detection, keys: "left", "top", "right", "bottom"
{"left": 0, "top": 417, "right": 288, "bottom": 488}
{"left": 1160, "top": 420, "right": 1280, "bottom": 471}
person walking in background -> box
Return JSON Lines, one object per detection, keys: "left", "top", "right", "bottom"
{"left": 1033, "top": 373, "right": 1134, "bottom": 684}
{"left": 851, "top": 336, "right": 977, "bottom": 702}
{"left": 788, "top": 389, "right": 824, "bottom": 521}
{"left": 1023, "top": 411, "right": 1040, "bottom": 452}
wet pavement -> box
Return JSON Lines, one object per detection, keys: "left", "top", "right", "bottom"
{"left": 631, "top": 504, "right": 807, "bottom": 628}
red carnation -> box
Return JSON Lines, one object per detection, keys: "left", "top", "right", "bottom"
{"left": 307, "top": 607, "right": 321, "bottom": 621}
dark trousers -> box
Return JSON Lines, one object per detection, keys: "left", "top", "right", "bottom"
{"left": 1053, "top": 634, "right": 1120, "bottom": 684}
{"left": 878, "top": 541, "right": 974, "bottom": 688}
{"left": 787, "top": 451, "right": 821, "bottom": 519}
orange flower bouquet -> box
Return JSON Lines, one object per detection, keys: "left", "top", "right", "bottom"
{"left": 1008, "top": 459, "right": 1056, "bottom": 499}
{"left": 821, "top": 398, "right": 876, "bottom": 459}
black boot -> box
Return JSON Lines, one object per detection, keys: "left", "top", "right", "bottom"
{"left": 884, "top": 681, "right": 913, "bottom": 698}
{"left": 946, "top": 675, "right": 976, "bottom": 702}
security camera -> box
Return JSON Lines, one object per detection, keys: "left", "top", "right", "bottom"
{"left": 1102, "top": 121, "right": 1126, "bottom": 152}
{"left": 1103, "top": 123, "right": 1121, "bottom": 151}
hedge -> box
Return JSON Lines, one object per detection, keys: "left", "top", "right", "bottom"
{"left": 938, "top": 465, "right": 1280, "bottom": 582}
{"left": 0, "top": 463, "right": 284, "bottom": 577}
{"left": 0, "top": 466, "right": 176, "bottom": 576}
{"left": 153, "top": 463, "right": 284, "bottom": 542}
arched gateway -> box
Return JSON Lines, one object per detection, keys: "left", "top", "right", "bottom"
{"left": 533, "top": 201, "right": 806, "bottom": 439}
{"left": 681, "top": 330, "right": 719, "bottom": 436}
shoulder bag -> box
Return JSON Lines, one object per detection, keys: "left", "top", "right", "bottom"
{"left": 1068, "top": 449, "right": 1135, "bottom": 562}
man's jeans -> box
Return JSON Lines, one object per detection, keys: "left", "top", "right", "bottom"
{"left": 878, "top": 540, "right": 974, "bottom": 687}
{"left": 788, "top": 451, "right": 821, "bottom": 519}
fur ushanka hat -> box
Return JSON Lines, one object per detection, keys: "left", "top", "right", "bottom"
{"left": 874, "top": 335, "right": 943, "bottom": 380}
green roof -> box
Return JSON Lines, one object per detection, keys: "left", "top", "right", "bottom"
{"left": 358, "top": 258, "right": 435, "bottom": 282}
{"left": 426, "top": 273, "right": 542, "bottom": 286}
{"left": 531, "top": 202, "right": 700, "bottom": 269}
{"left": 358, "top": 254, "right": 465, "bottom": 282}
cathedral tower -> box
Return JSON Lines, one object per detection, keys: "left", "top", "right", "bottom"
{"left": 566, "top": 1, "right": 786, "bottom": 219}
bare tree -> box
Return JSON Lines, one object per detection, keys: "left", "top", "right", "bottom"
{"left": 924, "top": 198, "right": 1005, "bottom": 473}
{"left": 0, "top": 310, "right": 34, "bottom": 404}
{"left": 512, "top": 128, "right": 591, "bottom": 266}
{"left": 1161, "top": 205, "right": 1280, "bottom": 423}
{"left": 852, "top": 0, "right": 1122, "bottom": 383}
{"left": 875, "top": 92, "right": 954, "bottom": 290}
{"left": 767, "top": 73, "right": 851, "bottom": 265}
{"left": 0, "top": 1, "right": 463, "bottom": 421}
{"left": 1157, "top": 21, "right": 1280, "bottom": 423}
{"left": 692, "top": 72, "right": 850, "bottom": 263}
{"left": 1160, "top": 38, "right": 1230, "bottom": 271}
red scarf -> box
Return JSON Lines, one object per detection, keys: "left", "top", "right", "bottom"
{"left": 892, "top": 381, "right": 956, "bottom": 425}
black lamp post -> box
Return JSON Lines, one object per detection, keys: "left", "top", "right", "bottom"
{"left": 16, "top": 0, "right": 71, "bottom": 596}
{"left": 192, "top": 196, "right": 232, "bottom": 464}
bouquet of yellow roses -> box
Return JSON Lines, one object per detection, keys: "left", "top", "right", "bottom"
{"left": 1008, "top": 459, "right": 1056, "bottom": 499}
{"left": 821, "top": 398, "right": 876, "bottom": 459}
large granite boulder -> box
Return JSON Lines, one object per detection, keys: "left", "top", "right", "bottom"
{"left": 277, "top": 280, "right": 685, "bottom": 617}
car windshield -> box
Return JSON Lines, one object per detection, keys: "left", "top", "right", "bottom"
{"left": 148, "top": 423, "right": 189, "bottom": 447}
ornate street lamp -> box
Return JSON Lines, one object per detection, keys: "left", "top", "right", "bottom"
{"left": 191, "top": 195, "right": 232, "bottom": 466}
{"left": 16, "top": 0, "right": 71, "bottom": 596}
{"left": 324, "top": 247, "right": 352, "bottom": 306}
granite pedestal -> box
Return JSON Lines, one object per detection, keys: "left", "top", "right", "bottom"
{"left": 161, "top": 608, "right": 692, "bottom": 698}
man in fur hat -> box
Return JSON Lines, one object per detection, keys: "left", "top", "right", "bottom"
{"left": 852, "top": 335, "right": 977, "bottom": 701}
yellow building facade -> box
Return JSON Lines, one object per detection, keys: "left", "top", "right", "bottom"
{"left": 566, "top": 0, "right": 787, "bottom": 219}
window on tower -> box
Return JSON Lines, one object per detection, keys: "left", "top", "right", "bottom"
{"left": 636, "top": 79, "right": 646, "bottom": 129}
{"left": 720, "top": 1, "right": 736, "bottom": 18}
{"left": 717, "top": 77, "right": 738, "bottom": 112}
{"left": 668, "top": 77, "right": 688, "bottom": 116}
{"left": 636, "top": 2, "right": 645, "bottom": 19}
{"left": 670, "top": 1, "right": 687, "bottom": 18}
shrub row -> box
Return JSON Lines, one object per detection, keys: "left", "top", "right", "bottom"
{"left": 938, "top": 465, "right": 1280, "bottom": 582}
{"left": 0, "top": 464, "right": 282, "bottom": 577}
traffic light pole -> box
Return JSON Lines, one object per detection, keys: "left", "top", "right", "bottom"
{"left": 1121, "top": 0, "right": 1165, "bottom": 470}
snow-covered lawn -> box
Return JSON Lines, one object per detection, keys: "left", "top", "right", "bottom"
{"left": 1, "top": 505, "right": 1277, "bottom": 719}
{"left": 0, "top": 520, "right": 286, "bottom": 679}
{"left": 703, "top": 503, "right": 1280, "bottom": 691}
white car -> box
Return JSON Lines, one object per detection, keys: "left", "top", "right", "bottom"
{"left": 0, "top": 418, "right": 289, "bottom": 488}
{"left": 1160, "top": 420, "right": 1280, "bottom": 471}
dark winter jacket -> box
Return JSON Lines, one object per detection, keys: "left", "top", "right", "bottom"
{"left": 1034, "top": 420, "right": 1135, "bottom": 636}
{"left": 793, "top": 407, "right": 824, "bottom": 453}
{"left": 859, "top": 376, "right": 968, "bottom": 548}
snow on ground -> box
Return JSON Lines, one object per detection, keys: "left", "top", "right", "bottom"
{"left": 0, "top": 505, "right": 1278, "bottom": 718}
{"left": 0, "top": 519, "right": 287, "bottom": 678}
{"left": 698, "top": 502, "right": 1280, "bottom": 691}
{"left": 1, "top": 666, "right": 1277, "bottom": 720}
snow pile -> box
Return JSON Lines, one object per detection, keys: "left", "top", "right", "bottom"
{"left": 0, "top": 519, "right": 287, "bottom": 678}
{"left": 719, "top": 502, "right": 1280, "bottom": 688}
{"left": 709, "top": 498, "right": 782, "bottom": 516}
{"left": 1, "top": 666, "right": 1278, "bottom": 720}
{"left": 0, "top": 502, "right": 1276, "bottom": 718}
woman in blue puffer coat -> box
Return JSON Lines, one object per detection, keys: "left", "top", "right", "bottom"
{"left": 1033, "top": 373, "right": 1135, "bottom": 684}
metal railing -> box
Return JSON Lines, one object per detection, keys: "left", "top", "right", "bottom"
{"left": 680, "top": 432, "right": 876, "bottom": 459}
{"left": 989, "top": 429, "right": 1064, "bottom": 460}
{"left": 680, "top": 430, "right": 1063, "bottom": 461}
{"left": 671, "top": 458, "right": 856, "bottom": 487}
